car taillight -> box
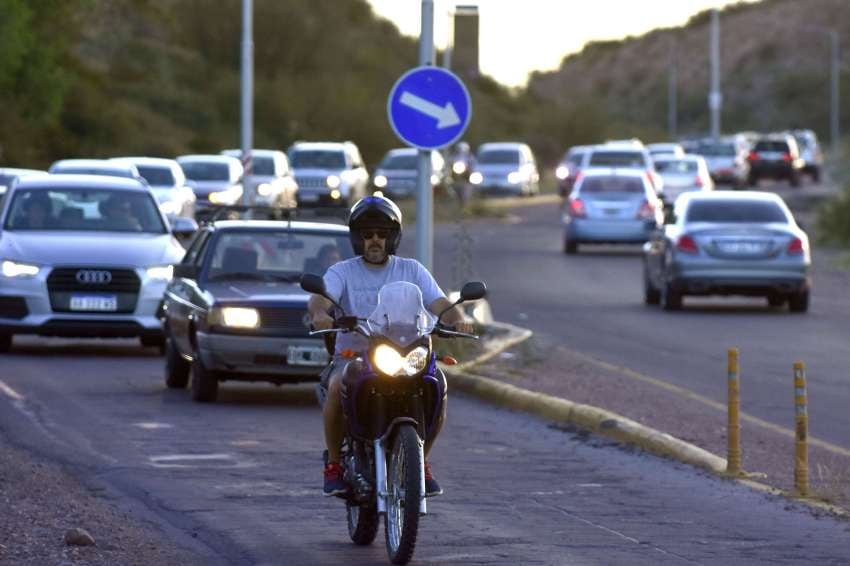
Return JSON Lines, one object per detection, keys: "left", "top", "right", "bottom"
{"left": 568, "top": 198, "right": 586, "bottom": 218}
{"left": 782, "top": 152, "right": 793, "bottom": 162}
{"left": 747, "top": 151, "right": 759, "bottom": 162}
{"left": 787, "top": 237, "right": 805, "bottom": 255}
{"left": 676, "top": 234, "right": 699, "bottom": 254}
{"left": 636, "top": 200, "right": 655, "bottom": 220}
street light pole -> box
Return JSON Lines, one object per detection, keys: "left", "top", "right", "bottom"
{"left": 709, "top": 9, "right": 722, "bottom": 140}
{"left": 416, "top": 0, "right": 435, "bottom": 271}
{"left": 240, "top": 0, "right": 254, "bottom": 207}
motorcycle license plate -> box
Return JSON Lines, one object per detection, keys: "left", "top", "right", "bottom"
{"left": 70, "top": 295, "right": 118, "bottom": 312}
{"left": 287, "top": 345, "right": 329, "bottom": 366}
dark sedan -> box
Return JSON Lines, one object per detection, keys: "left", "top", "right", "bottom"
{"left": 161, "top": 219, "right": 353, "bottom": 402}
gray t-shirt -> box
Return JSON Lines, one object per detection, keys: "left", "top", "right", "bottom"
{"left": 323, "top": 255, "right": 445, "bottom": 354}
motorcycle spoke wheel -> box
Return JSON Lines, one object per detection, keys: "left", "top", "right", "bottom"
{"left": 385, "top": 425, "right": 422, "bottom": 565}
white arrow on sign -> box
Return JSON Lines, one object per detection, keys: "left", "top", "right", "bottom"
{"left": 399, "top": 91, "right": 461, "bottom": 129}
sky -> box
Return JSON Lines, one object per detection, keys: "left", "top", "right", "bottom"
{"left": 366, "top": 0, "right": 758, "bottom": 87}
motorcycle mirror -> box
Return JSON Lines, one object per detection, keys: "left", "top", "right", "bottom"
{"left": 459, "top": 281, "right": 487, "bottom": 302}
{"left": 300, "top": 273, "right": 327, "bottom": 295}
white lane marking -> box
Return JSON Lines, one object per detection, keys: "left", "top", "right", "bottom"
{"left": 577, "top": 483, "right": 604, "bottom": 488}
{"left": 148, "top": 453, "right": 256, "bottom": 469}
{"left": 133, "top": 422, "right": 174, "bottom": 430}
{"left": 230, "top": 440, "right": 260, "bottom": 447}
{"left": 0, "top": 380, "right": 24, "bottom": 401}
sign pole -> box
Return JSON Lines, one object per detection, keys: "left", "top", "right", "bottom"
{"left": 240, "top": 0, "right": 254, "bottom": 208}
{"left": 417, "top": 0, "right": 435, "bottom": 271}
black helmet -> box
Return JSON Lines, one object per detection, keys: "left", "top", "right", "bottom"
{"left": 348, "top": 195, "right": 403, "bottom": 255}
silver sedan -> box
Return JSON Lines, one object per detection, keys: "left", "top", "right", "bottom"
{"left": 643, "top": 191, "right": 811, "bottom": 312}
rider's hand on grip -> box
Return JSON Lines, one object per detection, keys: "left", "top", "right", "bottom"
{"left": 312, "top": 311, "right": 335, "bottom": 331}
{"left": 453, "top": 319, "right": 475, "bottom": 335}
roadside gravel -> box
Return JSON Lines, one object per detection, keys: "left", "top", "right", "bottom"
{"left": 0, "top": 428, "right": 203, "bottom": 566}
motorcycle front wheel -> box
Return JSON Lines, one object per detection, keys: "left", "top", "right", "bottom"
{"left": 385, "top": 424, "right": 423, "bottom": 565}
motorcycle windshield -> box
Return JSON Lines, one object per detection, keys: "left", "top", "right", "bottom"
{"left": 367, "top": 281, "right": 436, "bottom": 347}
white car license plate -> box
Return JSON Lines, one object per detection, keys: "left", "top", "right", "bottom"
{"left": 718, "top": 241, "right": 766, "bottom": 254}
{"left": 287, "top": 345, "right": 329, "bottom": 366}
{"left": 300, "top": 193, "right": 320, "bottom": 202}
{"left": 70, "top": 295, "right": 118, "bottom": 312}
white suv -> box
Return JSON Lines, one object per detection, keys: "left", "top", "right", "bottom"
{"left": 287, "top": 141, "right": 369, "bottom": 207}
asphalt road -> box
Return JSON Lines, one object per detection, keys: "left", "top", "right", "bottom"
{"left": 425, "top": 182, "right": 850, "bottom": 454}
{"left": 2, "top": 338, "right": 850, "bottom": 564}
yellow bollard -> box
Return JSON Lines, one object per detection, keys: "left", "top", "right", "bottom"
{"left": 794, "top": 361, "right": 809, "bottom": 496}
{"left": 726, "top": 348, "right": 742, "bottom": 476}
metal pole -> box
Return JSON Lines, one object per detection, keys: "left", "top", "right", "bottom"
{"left": 668, "top": 36, "right": 678, "bottom": 139}
{"left": 709, "top": 9, "right": 722, "bottom": 139}
{"left": 726, "top": 348, "right": 742, "bottom": 476}
{"left": 831, "top": 31, "right": 840, "bottom": 154}
{"left": 793, "top": 361, "right": 809, "bottom": 496}
{"left": 240, "top": 0, "right": 254, "bottom": 207}
{"left": 416, "top": 0, "right": 435, "bottom": 271}
{"left": 443, "top": 7, "right": 454, "bottom": 70}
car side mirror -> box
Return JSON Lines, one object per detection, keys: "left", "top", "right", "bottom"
{"left": 300, "top": 273, "right": 326, "bottom": 295}
{"left": 171, "top": 217, "right": 198, "bottom": 238}
{"left": 174, "top": 263, "right": 198, "bottom": 279}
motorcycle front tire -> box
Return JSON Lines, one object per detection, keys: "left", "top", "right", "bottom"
{"left": 385, "top": 424, "right": 423, "bottom": 565}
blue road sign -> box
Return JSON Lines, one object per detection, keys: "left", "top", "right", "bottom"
{"left": 387, "top": 66, "right": 472, "bottom": 151}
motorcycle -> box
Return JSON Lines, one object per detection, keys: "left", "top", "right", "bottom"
{"left": 301, "top": 274, "right": 486, "bottom": 565}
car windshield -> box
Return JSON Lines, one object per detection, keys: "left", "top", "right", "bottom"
{"left": 366, "top": 281, "right": 436, "bottom": 347}
{"left": 589, "top": 151, "right": 647, "bottom": 168}
{"left": 289, "top": 150, "right": 347, "bottom": 169}
{"left": 4, "top": 188, "right": 167, "bottom": 233}
{"left": 252, "top": 156, "right": 276, "bottom": 176}
{"left": 686, "top": 200, "right": 788, "bottom": 223}
{"left": 579, "top": 176, "right": 645, "bottom": 196}
{"left": 380, "top": 154, "right": 417, "bottom": 169}
{"left": 754, "top": 141, "right": 789, "bottom": 152}
{"left": 698, "top": 143, "right": 736, "bottom": 157}
{"left": 136, "top": 166, "right": 176, "bottom": 186}
{"left": 180, "top": 161, "right": 230, "bottom": 181}
{"left": 205, "top": 230, "right": 354, "bottom": 282}
{"left": 53, "top": 167, "right": 134, "bottom": 178}
{"left": 477, "top": 150, "right": 520, "bottom": 165}
{"left": 655, "top": 160, "right": 698, "bottom": 174}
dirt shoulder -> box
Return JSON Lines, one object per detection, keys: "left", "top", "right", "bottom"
{"left": 0, "top": 428, "right": 203, "bottom": 565}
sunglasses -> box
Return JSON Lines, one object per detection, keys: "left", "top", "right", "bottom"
{"left": 360, "top": 229, "right": 391, "bottom": 240}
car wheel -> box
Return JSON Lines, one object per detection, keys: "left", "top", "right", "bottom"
{"left": 165, "top": 337, "right": 191, "bottom": 389}
{"left": 767, "top": 294, "right": 785, "bottom": 308}
{"left": 191, "top": 355, "right": 218, "bottom": 402}
{"left": 788, "top": 290, "right": 809, "bottom": 313}
{"left": 661, "top": 281, "right": 682, "bottom": 311}
{"left": 0, "top": 334, "right": 11, "bottom": 353}
{"left": 563, "top": 239, "right": 578, "bottom": 254}
{"left": 644, "top": 270, "right": 661, "bottom": 305}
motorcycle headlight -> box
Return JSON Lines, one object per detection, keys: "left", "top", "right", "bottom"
{"left": 209, "top": 186, "right": 242, "bottom": 205}
{"left": 1, "top": 260, "right": 39, "bottom": 278}
{"left": 469, "top": 172, "right": 483, "bottom": 185}
{"left": 452, "top": 161, "right": 467, "bottom": 174}
{"left": 218, "top": 307, "right": 260, "bottom": 328}
{"left": 146, "top": 265, "right": 174, "bottom": 281}
{"left": 555, "top": 165, "right": 569, "bottom": 180}
{"left": 374, "top": 175, "right": 388, "bottom": 188}
{"left": 373, "top": 344, "right": 429, "bottom": 377}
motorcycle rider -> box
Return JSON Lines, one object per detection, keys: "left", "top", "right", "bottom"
{"left": 308, "top": 195, "right": 474, "bottom": 497}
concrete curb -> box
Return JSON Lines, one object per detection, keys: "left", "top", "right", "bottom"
{"left": 443, "top": 322, "right": 849, "bottom": 518}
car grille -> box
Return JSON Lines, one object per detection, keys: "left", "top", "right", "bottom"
{"left": 257, "top": 307, "right": 311, "bottom": 337}
{"left": 295, "top": 176, "right": 328, "bottom": 189}
{"left": 46, "top": 267, "right": 140, "bottom": 313}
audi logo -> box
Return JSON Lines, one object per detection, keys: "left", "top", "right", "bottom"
{"left": 76, "top": 270, "right": 112, "bottom": 285}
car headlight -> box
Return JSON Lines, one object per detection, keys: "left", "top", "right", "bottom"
{"left": 256, "top": 183, "right": 273, "bottom": 197}
{"left": 507, "top": 171, "right": 522, "bottom": 184}
{"left": 374, "top": 175, "right": 388, "bottom": 188}
{"left": 218, "top": 307, "right": 260, "bottom": 328}
{"left": 326, "top": 175, "right": 341, "bottom": 189}
{"left": 209, "top": 186, "right": 242, "bottom": 205}
{"left": 372, "top": 190, "right": 384, "bottom": 197}
{"left": 1, "top": 260, "right": 39, "bottom": 278}
{"left": 452, "top": 161, "right": 467, "bottom": 174}
{"left": 469, "top": 172, "right": 483, "bottom": 185}
{"left": 146, "top": 265, "right": 174, "bottom": 281}
{"left": 373, "top": 344, "right": 429, "bottom": 377}
{"left": 330, "top": 189, "right": 341, "bottom": 200}
{"left": 555, "top": 165, "right": 569, "bottom": 180}
{"left": 431, "top": 174, "right": 440, "bottom": 185}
